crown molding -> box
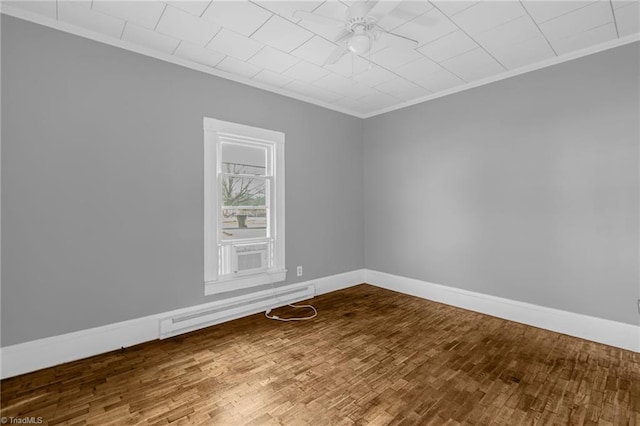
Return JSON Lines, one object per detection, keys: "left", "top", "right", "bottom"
{"left": 2, "top": 4, "right": 638, "bottom": 120}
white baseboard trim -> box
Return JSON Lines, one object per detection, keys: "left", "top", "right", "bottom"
{"left": 314, "top": 269, "right": 365, "bottom": 294}
{"left": 8, "top": 268, "right": 632, "bottom": 378}
{"left": 365, "top": 269, "right": 639, "bottom": 353}
{"left": 0, "top": 269, "right": 365, "bottom": 379}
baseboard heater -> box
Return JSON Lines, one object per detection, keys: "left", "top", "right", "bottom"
{"left": 159, "top": 282, "right": 316, "bottom": 339}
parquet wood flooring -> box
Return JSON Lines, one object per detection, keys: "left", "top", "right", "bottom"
{"left": 1, "top": 284, "right": 639, "bottom": 425}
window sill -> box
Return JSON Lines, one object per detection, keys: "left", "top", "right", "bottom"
{"left": 204, "top": 269, "right": 287, "bottom": 296}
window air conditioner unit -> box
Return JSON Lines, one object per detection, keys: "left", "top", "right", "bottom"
{"left": 232, "top": 244, "right": 268, "bottom": 274}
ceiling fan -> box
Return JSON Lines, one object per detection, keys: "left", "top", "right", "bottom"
{"left": 293, "top": 1, "right": 419, "bottom": 65}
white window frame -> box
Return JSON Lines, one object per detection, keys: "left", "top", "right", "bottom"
{"left": 204, "top": 118, "right": 286, "bottom": 296}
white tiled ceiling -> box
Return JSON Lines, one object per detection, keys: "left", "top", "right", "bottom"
{"left": 249, "top": 45, "right": 299, "bottom": 72}
{"left": 56, "top": 1, "right": 125, "bottom": 39}
{"left": 614, "top": 1, "right": 640, "bottom": 35}
{"left": 417, "top": 30, "right": 478, "bottom": 62}
{"left": 282, "top": 59, "right": 330, "bottom": 82}
{"left": 122, "top": 22, "right": 180, "bottom": 53}
{"left": 92, "top": 1, "right": 166, "bottom": 29}
{"left": 3, "top": 0, "right": 638, "bottom": 117}
{"left": 155, "top": 4, "right": 219, "bottom": 46}
{"left": 207, "top": 27, "right": 263, "bottom": 60}
{"left": 291, "top": 35, "right": 338, "bottom": 65}
{"left": 450, "top": 1, "right": 527, "bottom": 35}
{"left": 201, "top": 1, "right": 271, "bottom": 36}
{"left": 173, "top": 40, "right": 224, "bottom": 67}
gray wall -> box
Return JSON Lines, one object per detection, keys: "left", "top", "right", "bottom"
{"left": 1, "top": 16, "right": 364, "bottom": 346}
{"left": 364, "top": 42, "right": 639, "bottom": 325}
{"left": 3, "top": 15, "right": 638, "bottom": 347}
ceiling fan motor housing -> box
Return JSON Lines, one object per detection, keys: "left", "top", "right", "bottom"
{"left": 344, "top": 2, "right": 376, "bottom": 33}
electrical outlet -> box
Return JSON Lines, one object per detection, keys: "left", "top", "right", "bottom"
{"left": 296, "top": 266, "right": 303, "bottom": 277}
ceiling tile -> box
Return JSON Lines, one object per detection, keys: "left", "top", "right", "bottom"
{"left": 450, "top": 1, "right": 526, "bottom": 35}
{"left": 248, "top": 46, "right": 299, "bottom": 73}
{"left": 291, "top": 36, "right": 338, "bottom": 66}
{"left": 251, "top": 15, "right": 314, "bottom": 52}
{"left": 253, "top": 1, "right": 324, "bottom": 23}
{"left": 324, "top": 53, "right": 372, "bottom": 76}
{"left": 282, "top": 60, "right": 330, "bottom": 82}
{"left": 92, "top": 1, "right": 166, "bottom": 29}
{"left": 371, "top": 46, "right": 424, "bottom": 69}
{"left": 395, "top": 1, "right": 434, "bottom": 17}
{"left": 376, "top": 11, "right": 413, "bottom": 32}
{"left": 417, "top": 30, "right": 478, "bottom": 63}
{"left": 156, "top": 5, "right": 220, "bottom": 46}
{"left": 297, "top": 20, "right": 349, "bottom": 43}
{"left": 58, "top": 1, "right": 125, "bottom": 39}
{"left": 166, "top": 1, "right": 211, "bottom": 17}
{"left": 312, "top": 72, "right": 353, "bottom": 91}
{"left": 356, "top": 91, "right": 403, "bottom": 110}
{"left": 539, "top": 1, "right": 613, "bottom": 41}
{"left": 59, "top": 0, "right": 92, "bottom": 10}
{"left": 487, "top": 35, "right": 555, "bottom": 70}
{"left": 376, "top": 77, "right": 432, "bottom": 101}
{"left": 310, "top": 1, "right": 347, "bottom": 22}
{"left": 3, "top": 1, "right": 57, "bottom": 19}
{"left": 286, "top": 80, "right": 343, "bottom": 103}
{"left": 215, "top": 56, "right": 262, "bottom": 78}
{"left": 252, "top": 69, "right": 294, "bottom": 88}
{"left": 612, "top": 1, "right": 636, "bottom": 9}
{"left": 341, "top": 83, "right": 381, "bottom": 100}
{"left": 391, "top": 7, "right": 458, "bottom": 45}
{"left": 332, "top": 96, "right": 367, "bottom": 113}
{"left": 207, "top": 28, "right": 263, "bottom": 61}
{"left": 313, "top": 73, "right": 378, "bottom": 99}
{"left": 474, "top": 15, "right": 542, "bottom": 51}
{"left": 614, "top": 2, "right": 640, "bottom": 36}
{"left": 551, "top": 23, "right": 617, "bottom": 54}
{"left": 173, "top": 41, "right": 225, "bottom": 67}
{"left": 395, "top": 56, "right": 442, "bottom": 81}
{"left": 375, "top": 0, "right": 433, "bottom": 31}
{"left": 296, "top": 1, "right": 349, "bottom": 42}
{"left": 351, "top": 65, "right": 398, "bottom": 86}
{"left": 521, "top": 1, "right": 595, "bottom": 24}
{"left": 201, "top": 1, "right": 272, "bottom": 37}
{"left": 430, "top": 1, "right": 477, "bottom": 17}
{"left": 415, "top": 67, "right": 465, "bottom": 92}
{"left": 441, "top": 48, "right": 504, "bottom": 82}
{"left": 121, "top": 23, "right": 180, "bottom": 53}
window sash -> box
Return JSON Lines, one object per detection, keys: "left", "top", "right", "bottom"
{"left": 217, "top": 135, "right": 274, "bottom": 278}
{"left": 218, "top": 158, "right": 272, "bottom": 245}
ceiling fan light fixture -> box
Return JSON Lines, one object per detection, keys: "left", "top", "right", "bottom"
{"left": 347, "top": 33, "right": 371, "bottom": 55}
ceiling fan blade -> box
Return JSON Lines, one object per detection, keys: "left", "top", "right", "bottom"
{"left": 324, "top": 44, "right": 350, "bottom": 65}
{"left": 378, "top": 30, "right": 418, "bottom": 50}
{"left": 367, "top": 0, "right": 402, "bottom": 19}
{"left": 293, "top": 10, "right": 344, "bottom": 27}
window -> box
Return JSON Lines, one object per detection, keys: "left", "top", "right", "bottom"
{"left": 204, "top": 118, "right": 286, "bottom": 295}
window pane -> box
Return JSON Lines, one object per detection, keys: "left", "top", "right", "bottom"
{"left": 221, "top": 143, "right": 266, "bottom": 175}
{"left": 221, "top": 174, "right": 266, "bottom": 207}
{"left": 221, "top": 208, "right": 267, "bottom": 240}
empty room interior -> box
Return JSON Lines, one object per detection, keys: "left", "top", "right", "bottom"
{"left": 1, "top": 0, "right": 639, "bottom": 424}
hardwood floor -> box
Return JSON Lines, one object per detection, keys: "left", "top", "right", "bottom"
{"left": 1, "top": 284, "right": 639, "bottom": 425}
